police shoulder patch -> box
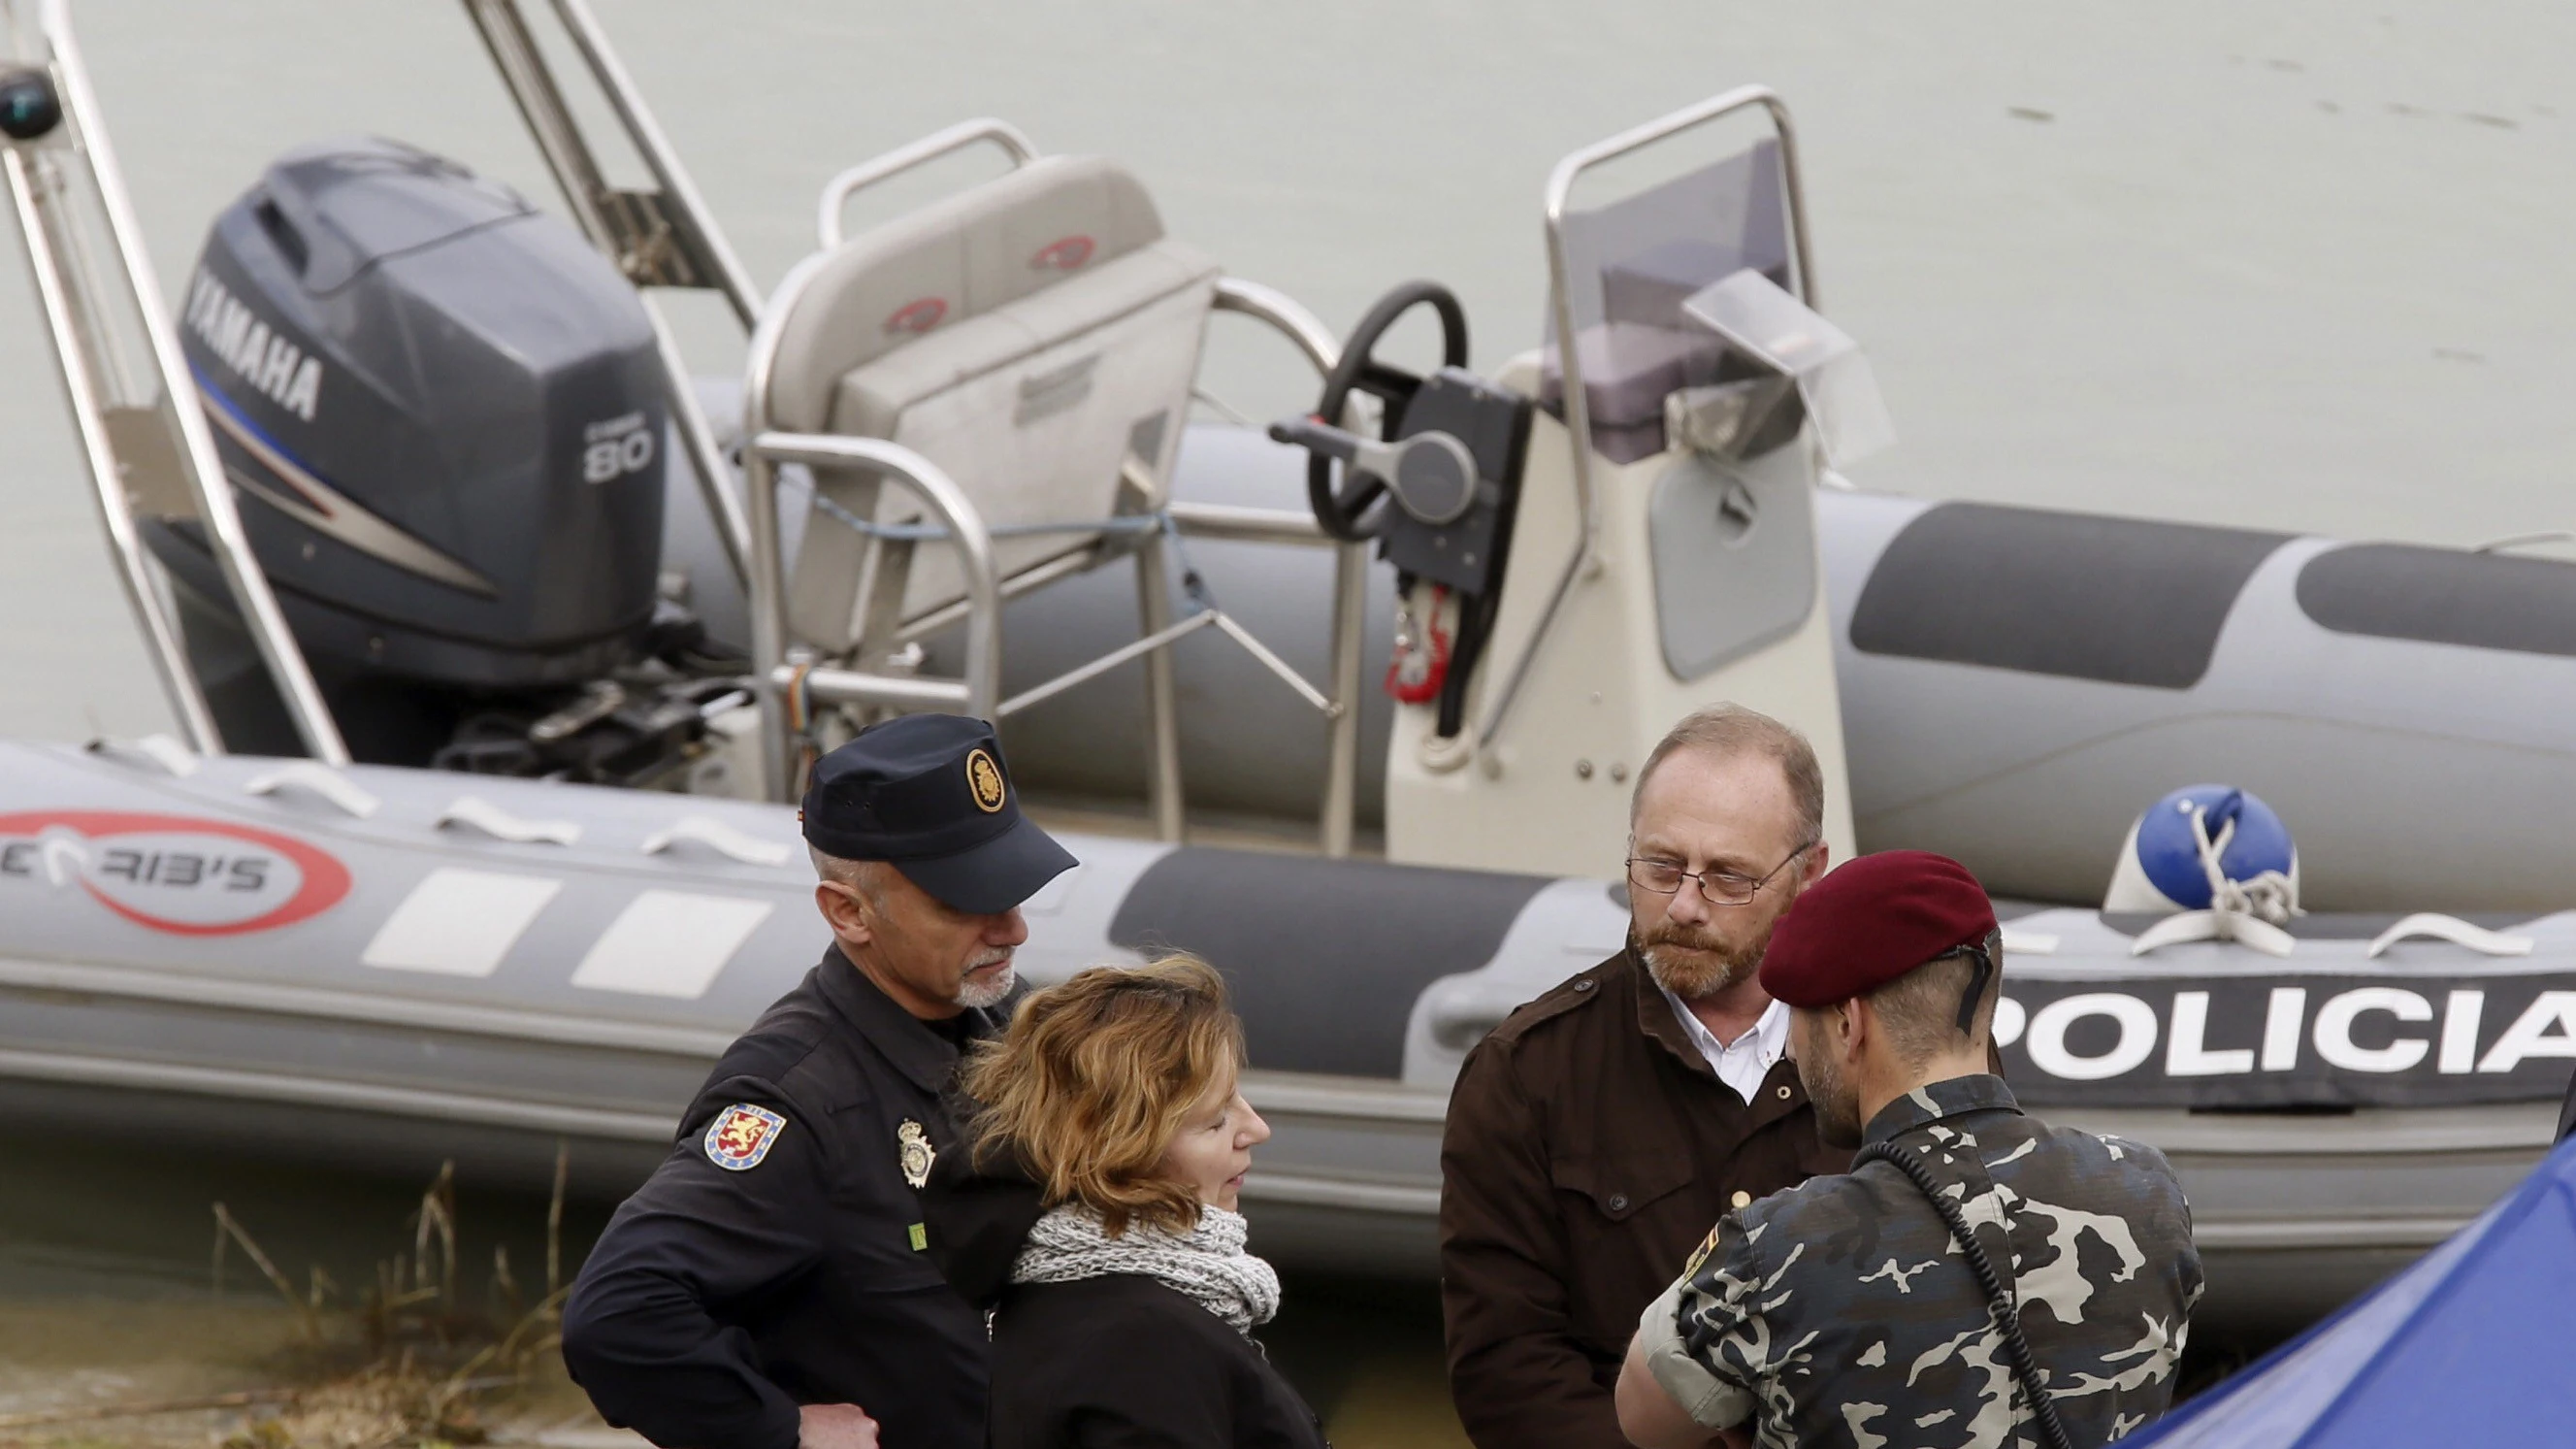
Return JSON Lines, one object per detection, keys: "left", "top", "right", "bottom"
{"left": 704, "top": 1103, "right": 788, "bottom": 1170}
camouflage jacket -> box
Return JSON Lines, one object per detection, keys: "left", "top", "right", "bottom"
{"left": 1637, "top": 1075, "right": 2203, "bottom": 1448}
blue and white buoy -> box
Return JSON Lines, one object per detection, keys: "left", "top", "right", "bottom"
{"left": 2105, "top": 784, "right": 2302, "bottom": 955}
{"left": 2106, "top": 784, "right": 2298, "bottom": 914}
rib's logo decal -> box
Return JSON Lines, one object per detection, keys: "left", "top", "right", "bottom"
{"left": 0, "top": 810, "right": 350, "bottom": 936}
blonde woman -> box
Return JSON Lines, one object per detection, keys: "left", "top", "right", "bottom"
{"left": 925, "top": 956, "right": 1326, "bottom": 1449}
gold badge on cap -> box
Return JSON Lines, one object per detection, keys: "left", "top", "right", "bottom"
{"left": 898, "top": 1118, "right": 935, "bottom": 1189}
{"left": 964, "top": 747, "right": 1006, "bottom": 813}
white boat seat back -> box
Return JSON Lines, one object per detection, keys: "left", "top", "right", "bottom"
{"left": 764, "top": 155, "right": 1220, "bottom": 648}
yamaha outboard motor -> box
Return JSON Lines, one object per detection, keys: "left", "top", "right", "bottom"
{"left": 149, "top": 138, "right": 733, "bottom": 780}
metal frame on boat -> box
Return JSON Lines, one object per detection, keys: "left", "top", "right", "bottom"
{"left": 733, "top": 123, "right": 1372, "bottom": 848}
{"left": 461, "top": 0, "right": 763, "bottom": 591}
{"left": 1485, "top": 84, "right": 1816, "bottom": 756}
{"left": 2, "top": 0, "right": 343, "bottom": 764}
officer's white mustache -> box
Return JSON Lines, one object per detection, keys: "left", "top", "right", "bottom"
{"left": 964, "top": 946, "right": 1013, "bottom": 972}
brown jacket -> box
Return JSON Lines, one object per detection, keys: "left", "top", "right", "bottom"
{"left": 1437, "top": 950, "right": 1845, "bottom": 1449}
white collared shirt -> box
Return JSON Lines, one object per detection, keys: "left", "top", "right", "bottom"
{"left": 1657, "top": 987, "right": 1789, "bottom": 1103}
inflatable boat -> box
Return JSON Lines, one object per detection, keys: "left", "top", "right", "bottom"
{"left": 4, "top": 0, "right": 2569, "bottom": 1335}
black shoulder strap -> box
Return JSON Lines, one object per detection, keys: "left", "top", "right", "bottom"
{"left": 1852, "top": 1139, "right": 2081, "bottom": 1449}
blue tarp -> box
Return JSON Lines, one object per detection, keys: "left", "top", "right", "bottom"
{"left": 2129, "top": 1133, "right": 2576, "bottom": 1446}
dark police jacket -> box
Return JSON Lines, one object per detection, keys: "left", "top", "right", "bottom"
{"left": 924, "top": 1152, "right": 1328, "bottom": 1449}
{"left": 1639, "top": 1075, "right": 2204, "bottom": 1448}
{"left": 562, "top": 948, "right": 1005, "bottom": 1449}
{"left": 1438, "top": 949, "right": 1844, "bottom": 1449}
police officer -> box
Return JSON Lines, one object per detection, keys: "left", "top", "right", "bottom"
{"left": 563, "top": 714, "right": 1076, "bottom": 1449}
{"left": 1614, "top": 851, "right": 2204, "bottom": 1449}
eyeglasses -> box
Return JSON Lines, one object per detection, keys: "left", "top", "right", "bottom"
{"left": 1626, "top": 840, "right": 1816, "bottom": 906}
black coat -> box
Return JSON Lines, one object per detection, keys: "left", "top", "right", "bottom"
{"left": 925, "top": 1153, "right": 1328, "bottom": 1449}
{"left": 1439, "top": 950, "right": 1842, "bottom": 1449}
{"left": 562, "top": 950, "right": 1005, "bottom": 1449}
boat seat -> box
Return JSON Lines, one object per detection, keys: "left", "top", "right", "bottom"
{"left": 763, "top": 154, "right": 1220, "bottom": 652}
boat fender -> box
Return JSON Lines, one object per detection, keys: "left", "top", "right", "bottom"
{"left": 2106, "top": 785, "right": 2301, "bottom": 957}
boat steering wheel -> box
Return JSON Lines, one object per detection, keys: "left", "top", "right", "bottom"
{"left": 1300, "top": 280, "right": 1470, "bottom": 543}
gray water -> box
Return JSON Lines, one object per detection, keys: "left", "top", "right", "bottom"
{"left": 2, "top": 0, "right": 2570, "bottom": 743}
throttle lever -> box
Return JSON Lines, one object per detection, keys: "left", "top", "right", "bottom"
{"left": 1268, "top": 414, "right": 1479, "bottom": 526}
{"left": 1269, "top": 413, "right": 1383, "bottom": 471}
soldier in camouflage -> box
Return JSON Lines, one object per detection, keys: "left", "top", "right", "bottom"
{"left": 1614, "top": 851, "right": 2203, "bottom": 1449}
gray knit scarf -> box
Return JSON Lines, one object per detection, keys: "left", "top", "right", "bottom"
{"left": 1009, "top": 1203, "right": 1283, "bottom": 1334}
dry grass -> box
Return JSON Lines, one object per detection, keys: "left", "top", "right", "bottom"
{"left": 1, "top": 1150, "right": 589, "bottom": 1449}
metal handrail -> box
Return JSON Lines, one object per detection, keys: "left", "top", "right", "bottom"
{"left": 462, "top": 0, "right": 759, "bottom": 588}
{"left": 752, "top": 168, "right": 1371, "bottom": 851}
{"left": 1161, "top": 501, "right": 1331, "bottom": 546}
{"left": 770, "top": 663, "right": 972, "bottom": 713}
{"left": 1475, "top": 84, "right": 1814, "bottom": 757}
{"left": 1208, "top": 276, "right": 1366, "bottom": 858}
{"left": 746, "top": 433, "right": 1003, "bottom": 721}
{"left": 1212, "top": 277, "right": 1341, "bottom": 379}
{"left": 3, "top": 148, "right": 218, "bottom": 751}
{"left": 8, "top": 0, "right": 350, "bottom": 763}
{"left": 541, "top": 0, "right": 762, "bottom": 322}
{"left": 740, "top": 243, "right": 831, "bottom": 798}
{"left": 816, "top": 118, "right": 1041, "bottom": 250}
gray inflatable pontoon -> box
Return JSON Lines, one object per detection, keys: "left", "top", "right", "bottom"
{"left": 4, "top": 0, "right": 2570, "bottom": 1340}
{"left": 3, "top": 737, "right": 2567, "bottom": 1335}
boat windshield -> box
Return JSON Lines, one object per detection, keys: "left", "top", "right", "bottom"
{"left": 1543, "top": 139, "right": 1794, "bottom": 463}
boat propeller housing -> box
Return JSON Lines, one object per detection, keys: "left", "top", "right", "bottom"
{"left": 148, "top": 139, "right": 674, "bottom": 762}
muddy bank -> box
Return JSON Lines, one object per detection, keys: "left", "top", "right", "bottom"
{"left": 0, "top": 1129, "right": 1466, "bottom": 1449}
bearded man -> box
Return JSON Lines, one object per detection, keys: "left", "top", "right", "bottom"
{"left": 1438, "top": 705, "right": 1846, "bottom": 1449}
{"left": 565, "top": 714, "right": 1074, "bottom": 1449}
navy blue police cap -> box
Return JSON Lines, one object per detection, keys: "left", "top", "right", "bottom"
{"left": 799, "top": 714, "right": 1076, "bottom": 914}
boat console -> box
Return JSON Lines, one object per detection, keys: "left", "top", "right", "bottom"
{"left": 1270, "top": 280, "right": 1532, "bottom": 741}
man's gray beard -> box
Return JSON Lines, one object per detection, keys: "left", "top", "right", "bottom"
{"left": 954, "top": 963, "right": 1016, "bottom": 1010}
{"left": 1632, "top": 923, "right": 1767, "bottom": 1002}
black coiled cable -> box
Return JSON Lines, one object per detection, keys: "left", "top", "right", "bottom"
{"left": 1851, "top": 1139, "right": 2080, "bottom": 1449}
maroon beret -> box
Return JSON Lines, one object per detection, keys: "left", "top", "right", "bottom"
{"left": 1757, "top": 850, "right": 1998, "bottom": 1007}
